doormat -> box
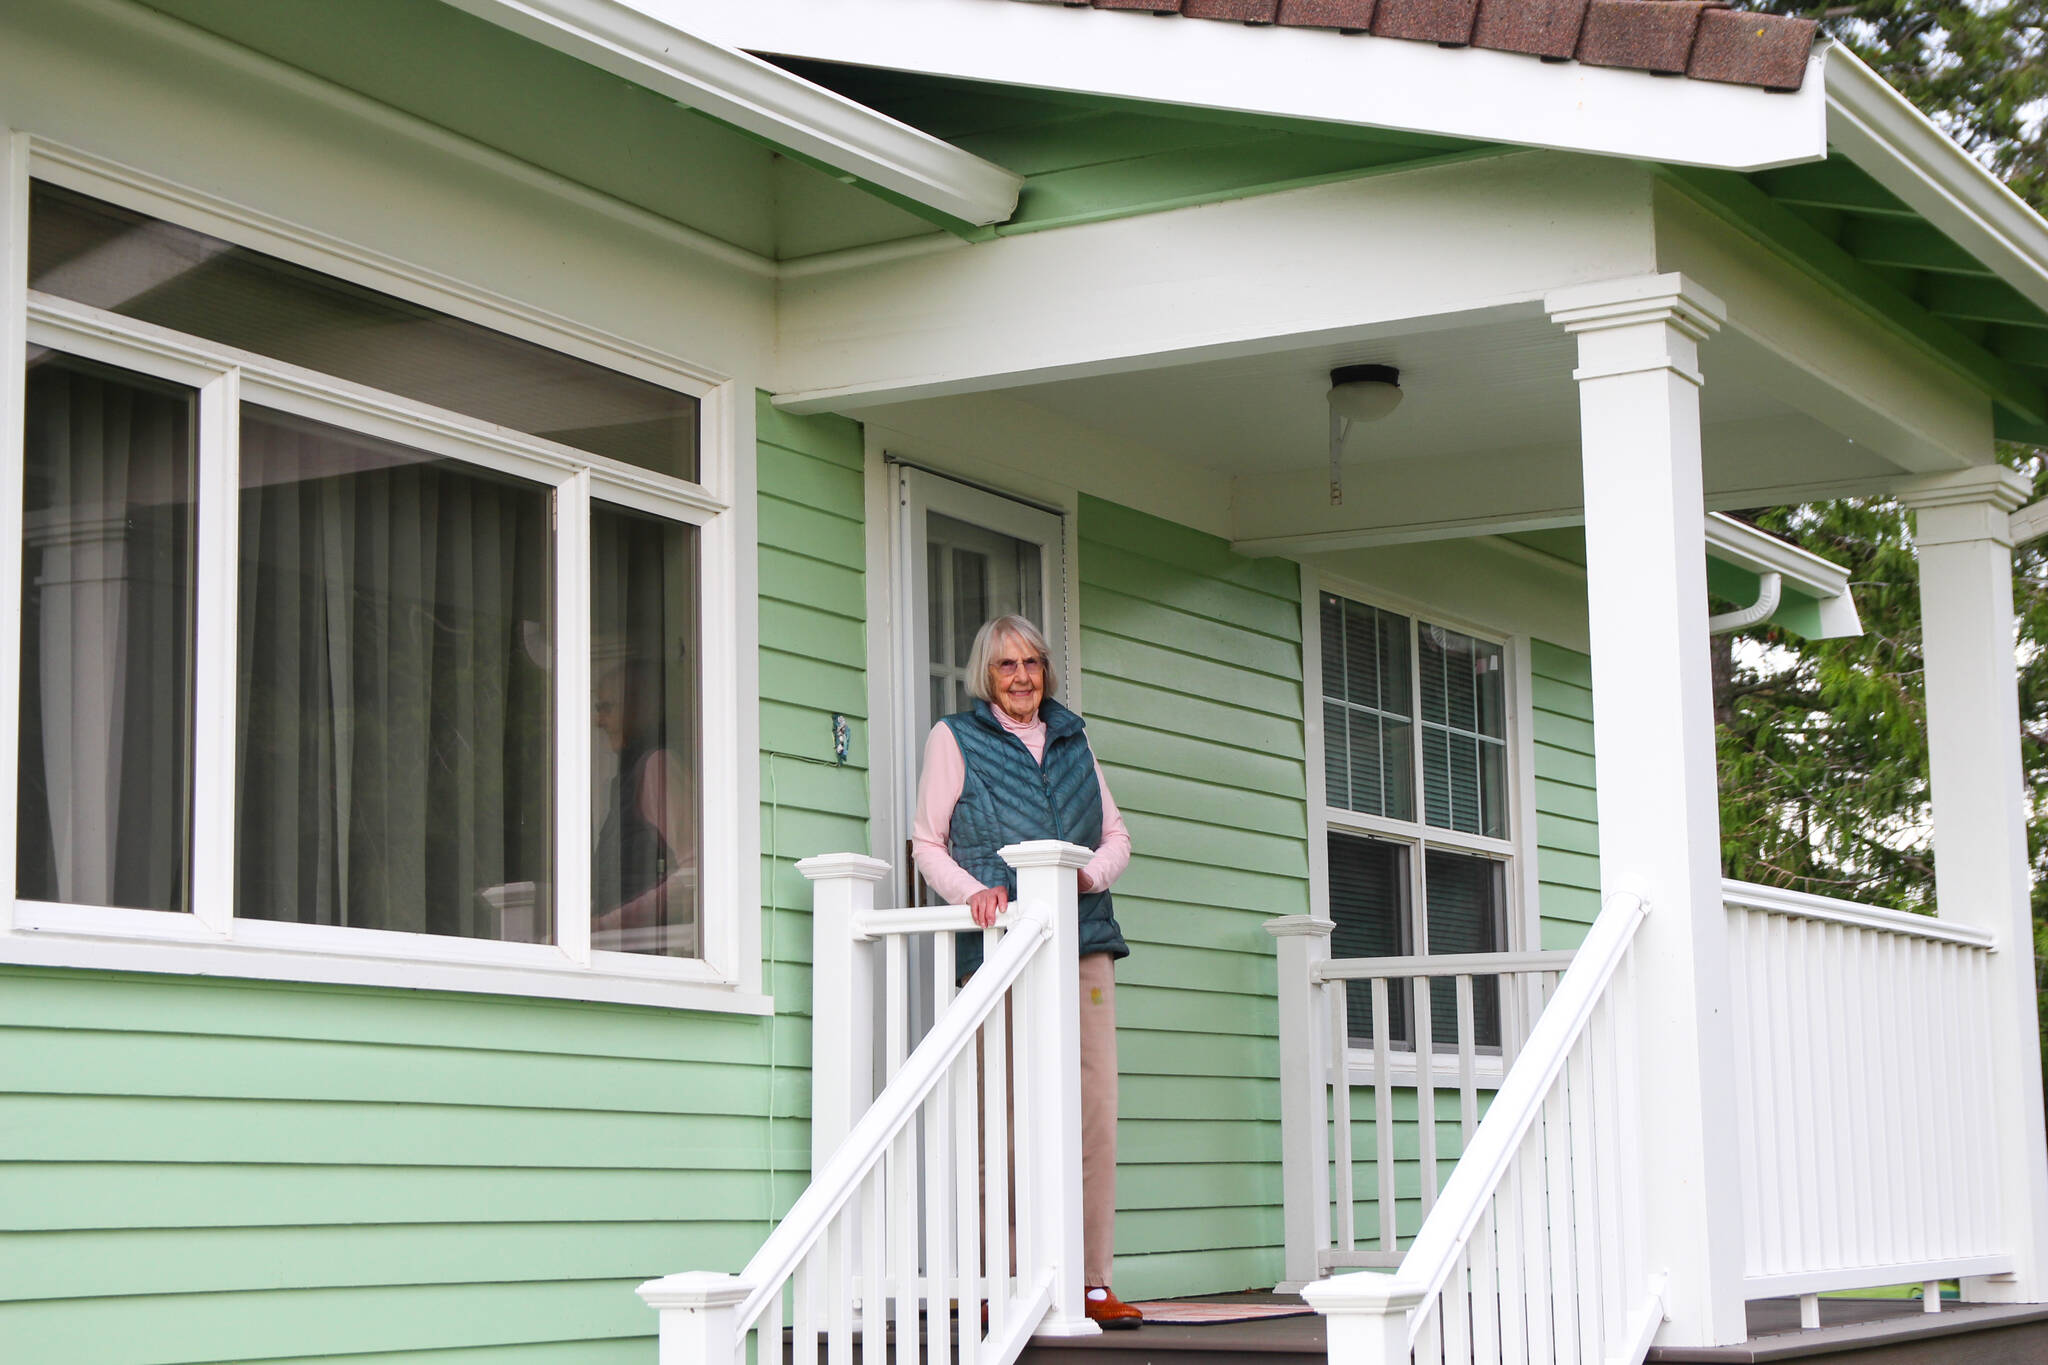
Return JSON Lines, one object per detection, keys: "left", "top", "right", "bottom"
{"left": 1123, "top": 1301, "right": 1316, "bottom": 1326}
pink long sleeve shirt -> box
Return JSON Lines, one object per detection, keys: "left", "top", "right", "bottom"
{"left": 911, "top": 708, "right": 1132, "bottom": 906}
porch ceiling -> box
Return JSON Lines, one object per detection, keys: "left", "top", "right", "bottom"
{"left": 1000, "top": 313, "right": 1886, "bottom": 498}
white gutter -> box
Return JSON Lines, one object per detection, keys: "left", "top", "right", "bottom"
{"left": 436, "top": 0, "right": 1023, "bottom": 227}
{"left": 1704, "top": 512, "right": 1861, "bottom": 638}
{"left": 1823, "top": 43, "right": 2048, "bottom": 319}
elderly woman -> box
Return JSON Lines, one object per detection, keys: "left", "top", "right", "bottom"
{"left": 912, "top": 614, "right": 1139, "bottom": 1329}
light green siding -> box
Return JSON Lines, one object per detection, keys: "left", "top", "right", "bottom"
{"left": 1532, "top": 640, "right": 1601, "bottom": 950}
{"left": 0, "top": 394, "right": 866, "bottom": 1364}
{"left": 1076, "top": 495, "right": 1308, "bottom": 1299}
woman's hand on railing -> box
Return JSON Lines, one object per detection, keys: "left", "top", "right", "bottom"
{"left": 968, "top": 885, "right": 1009, "bottom": 928}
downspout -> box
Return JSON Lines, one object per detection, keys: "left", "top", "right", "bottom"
{"left": 1708, "top": 571, "right": 1781, "bottom": 635}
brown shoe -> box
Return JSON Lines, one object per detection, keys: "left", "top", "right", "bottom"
{"left": 1085, "top": 1288, "right": 1142, "bottom": 1330}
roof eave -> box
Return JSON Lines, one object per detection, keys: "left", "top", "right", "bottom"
{"left": 1823, "top": 42, "right": 2048, "bottom": 322}
{"left": 436, "top": 0, "right": 1023, "bottom": 228}
{"left": 680, "top": 0, "right": 1829, "bottom": 171}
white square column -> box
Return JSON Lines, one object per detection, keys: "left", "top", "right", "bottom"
{"left": 1898, "top": 465, "right": 2048, "bottom": 1301}
{"left": 1547, "top": 274, "right": 1748, "bottom": 1347}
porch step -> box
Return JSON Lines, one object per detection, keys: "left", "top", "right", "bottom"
{"left": 1647, "top": 1297, "right": 2048, "bottom": 1363}
{"left": 1009, "top": 1294, "right": 2048, "bottom": 1365}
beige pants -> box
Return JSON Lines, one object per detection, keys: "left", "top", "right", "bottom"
{"left": 977, "top": 951, "right": 1120, "bottom": 1289}
{"left": 1077, "top": 952, "right": 1119, "bottom": 1288}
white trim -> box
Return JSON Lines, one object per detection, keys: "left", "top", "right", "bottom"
{"left": 439, "top": 0, "right": 1021, "bottom": 227}
{"left": 188, "top": 366, "right": 239, "bottom": 937}
{"left": 30, "top": 139, "right": 740, "bottom": 392}
{"left": 557, "top": 469, "right": 596, "bottom": 969}
{"left": 1722, "top": 878, "right": 1996, "bottom": 949}
{"left": 1743, "top": 1257, "right": 2015, "bottom": 1301}
{"left": 1510, "top": 634, "right": 1544, "bottom": 955}
{"left": 683, "top": 0, "right": 1829, "bottom": 172}
{"left": 0, "top": 913, "right": 772, "bottom": 1012}
{"left": 0, "top": 131, "right": 29, "bottom": 934}
{"left": 1300, "top": 563, "right": 1333, "bottom": 925}
{"left": 1824, "top": 44, "right": 2048, "bottom": 320}
{"left": 5, "top": 168, "right": 764, "bottom": 1010}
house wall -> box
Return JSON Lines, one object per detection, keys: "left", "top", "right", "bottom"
{"left": 1075, "top": 494, "right": 1310, "bottom": 1299}
{"left": 0, "top": 398, "right": 862, "bottom": 1364}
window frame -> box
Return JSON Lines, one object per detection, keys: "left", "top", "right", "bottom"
{"left": 0, "top": 139, "right": 766, "bottom": 1013}
{"left": 1302, "top": 566, "right": 1538, "bottom": 1086}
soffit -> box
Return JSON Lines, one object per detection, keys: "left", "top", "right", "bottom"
{"left": 1001, "top": 315, "right": 1801, "bottom": 478}
{"left": 770, "top": 58, "right": 1492, "bottom": 238}
{"left": 129, "top": 0, "right": 940, "bottom": 260}
{"left": 1667, "top": 157, "right": 2048, "bottom": 445}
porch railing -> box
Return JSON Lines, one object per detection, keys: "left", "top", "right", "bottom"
{"left": 1268, "top": 917, "right": 1575, "bottom": 1284}
{"left": 1724, "top": 881, "right": 2010, "bottom": 1314}
{"left": 1301, "top": 891, "right": 1662, "bottom": 1365}
{"left": 637, "top": 841, "right": 1100, "bottom": 1365}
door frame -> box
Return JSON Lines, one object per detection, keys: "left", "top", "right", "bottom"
{"left": 862, "top": 440, "right": 1082, "bottom": 910}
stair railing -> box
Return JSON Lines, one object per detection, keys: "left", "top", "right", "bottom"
{"left": 637, "top": 840, "right": 1099, "bottom": 1365}
{"left": 1303, "top": 891, "right": 1664, "bottom": 1365}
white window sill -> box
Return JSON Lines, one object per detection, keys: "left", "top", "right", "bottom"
{"left": 2, "top": 903, "right": 773, "bottom": 1014}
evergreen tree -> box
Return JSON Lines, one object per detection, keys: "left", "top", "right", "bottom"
{"left": 1719, "top": 0, "right": 2048, "bottom": 1034}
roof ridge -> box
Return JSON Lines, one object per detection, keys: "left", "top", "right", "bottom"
{"left": 1025, "top": 0, "right": 1817, "bottom": 93}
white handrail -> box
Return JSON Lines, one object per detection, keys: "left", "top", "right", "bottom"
{"left": 1316, "top": 948, "right": 1577, "bottom": 981}
{"left": 1721, "top": 877, "right": 1994, "bottom": 948}
{"left": 733, "top": 903, "right": 1050, "bottom": 1327}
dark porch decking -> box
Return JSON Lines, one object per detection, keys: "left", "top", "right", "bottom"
{"left": 1009, "top": 1293, "right": 2048, "bottom": 1365}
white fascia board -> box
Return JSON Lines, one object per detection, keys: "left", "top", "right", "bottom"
{"left": 1704, "top": 511, "right": 1861, "bottom": 637}
{"left": 1824, "top": 43, "right": 2048, "bottom": 318}
{"left": 670, "top": 0, "right": 1829, "bottom": 171}
{"left": 437, "top": 0, "right": 1022, "bottom": 226}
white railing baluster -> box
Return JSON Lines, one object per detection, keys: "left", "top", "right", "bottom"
{"left": 1543, "top": 1078, "right": 1576, "bottom": 1365}
{"left": 1331, "top": 980, "right": 1357, "bottom": 1257}
{"left": 955, "top": 1006, "right": 981, "bottom": 1365}
{"left": 1371, "top": 978, "right": 1396, "bottom": 1254}
{"left": 1455, "top": 975, "right": 1479, "bottom": 1145}
{"left": 1415, "top": 975, "right": 1439, "bottom": 1219}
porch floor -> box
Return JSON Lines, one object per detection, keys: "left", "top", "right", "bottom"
{"left": 1009, "top": 1292, "right": 2048, "bottom": 1365}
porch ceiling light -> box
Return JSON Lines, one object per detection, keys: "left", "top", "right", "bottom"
{"left": 1327, "top": 364, "right": 1402, "bottom": 506}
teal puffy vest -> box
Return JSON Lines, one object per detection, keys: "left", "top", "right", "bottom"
{"left": 941, "top": 697, "right": 1128, "bottom": 978}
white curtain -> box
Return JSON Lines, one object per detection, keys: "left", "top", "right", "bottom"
{"left": 234, "top": 410, "right": 551, "bottom": 939}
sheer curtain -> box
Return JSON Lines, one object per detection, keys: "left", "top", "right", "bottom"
{"left": 17, "top": 353, "right": 194, "bottom": 911}
{"left": 234, "top": 408, "right": 552, "bottom": 940}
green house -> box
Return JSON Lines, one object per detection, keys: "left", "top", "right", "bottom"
{"left": 5, "top": 2, "right": 2048, "bottom": 1362}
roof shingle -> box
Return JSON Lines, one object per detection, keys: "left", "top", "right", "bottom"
{"left": 1022, "top": 0, "right": 1818, "bottom": 91}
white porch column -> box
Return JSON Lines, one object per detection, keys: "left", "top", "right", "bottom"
{"left": 1898, "top": 465, "right": 2048, "bottom": 1301}
{"left": 1546, "top": 274, "right": 1748, "bottom": 1347}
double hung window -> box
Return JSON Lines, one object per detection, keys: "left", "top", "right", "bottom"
{"left": 7, "top": 176, "right": 739, "bottom": 1001}
{"left": 1319, "top": 591, "right": 1515, "bottom": 1048}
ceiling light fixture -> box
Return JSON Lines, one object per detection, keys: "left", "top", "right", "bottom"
{"left": 1327, "top": 363, "right": 1402, "bottom": 506}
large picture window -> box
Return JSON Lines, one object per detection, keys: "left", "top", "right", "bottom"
{"left": 1319, "top": 592, "right": 1514, "bottom": 1048}
{"left": 6, "top": 176, "right": 734, "bottom": 1003}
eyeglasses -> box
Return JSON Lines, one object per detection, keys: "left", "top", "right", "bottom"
{"left": 992, "top": 657, "right": 1045, "bottom": 678}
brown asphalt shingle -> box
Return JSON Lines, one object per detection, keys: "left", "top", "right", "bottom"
{"left": 1022, "top": 0, "right": 1818, "bottom": 91}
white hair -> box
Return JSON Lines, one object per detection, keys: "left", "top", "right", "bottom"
{"left": 965, "top": 615, "right": 1059, "bottom": 703}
